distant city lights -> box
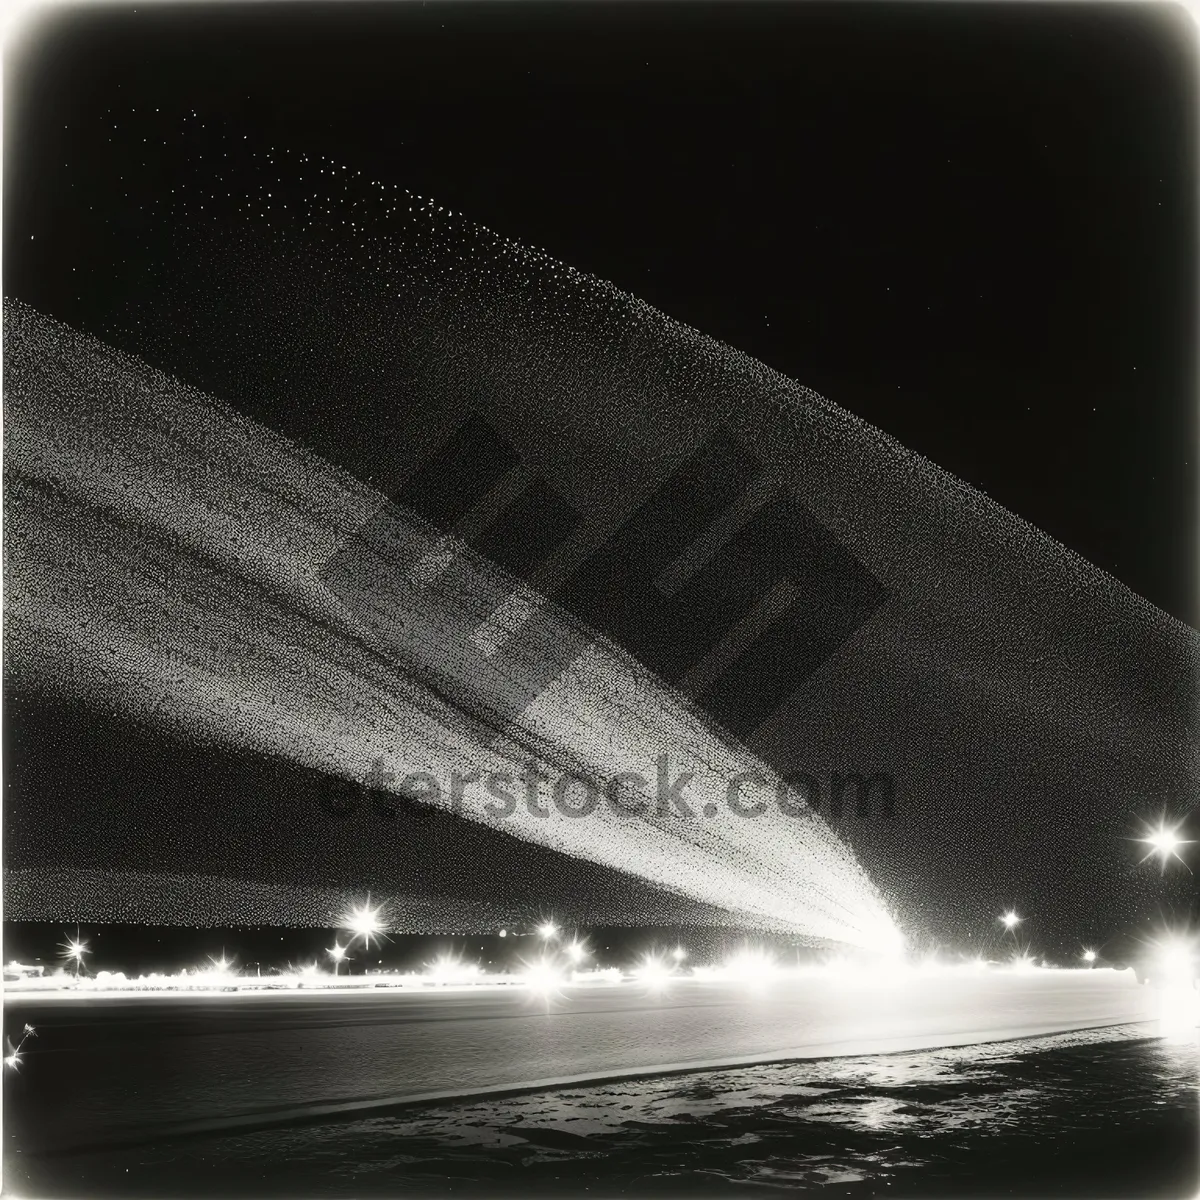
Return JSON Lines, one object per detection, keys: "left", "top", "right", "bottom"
{"left": 2, "top": 947, "right": 1184, "bottom": 1000}
{"left": 6, "top": 913, "right": 1193, "bottom": 1047}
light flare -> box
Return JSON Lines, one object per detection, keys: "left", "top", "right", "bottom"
{"left": 341, "top": 897, "right": 387, "bottom": 949}
{"left": 1136, "top": 818, "right": 1194, "bottom": 872}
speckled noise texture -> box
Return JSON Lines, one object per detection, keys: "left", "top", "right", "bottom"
{"left": 4, "top": 115, "right": 1197, "bottom": 943}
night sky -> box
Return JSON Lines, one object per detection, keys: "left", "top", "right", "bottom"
{"left": 6, "top": 0, "right": 1196, "bottom": 626}
{"left": 4, "top": 2, "right": 1198, "bottom": 963}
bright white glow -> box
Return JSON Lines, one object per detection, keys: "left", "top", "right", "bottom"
{"left": 633, "top": 954, "right": 672, "bottom": 991}
{"left": 1138, "top": 820, "right": 1194, "bottom": 870}
{"left": 571, "top": 966, "right": 622, "bottom": 985}
{"left": 537, "top": 922, "right": 558, "bottom": 940}
{"left": 301, "top": 962, "right": 319, "bottom": 977}
{"left": 1001, "top": 911, "right": 1021, "bottom": 930}
{"left": 1082, "top": 949, "right": 1097, "bottom": 963}
{"left": 566, "top": 940, "right": 588, "bottom": 964}
{"left": 327, "top": 943, "right": 347, "bottom": 961}
{"left": 341, "top": 898, "right": 386, "bottom": 948}
{"left": 726, "top": 946, "right": 779, "bottom": 984}
{"left": 1156, "top": 982, "right": 1199, "bottom": 1044}
{"left": 520, "top": 957, "right": 566, "bottom": 995}
{"left": 1154, "top": 939, "right": 1196, "bottom": 985}
{"left": 424, "top": 955, "right": 481, "bottom": 985}
{"left": 59, "top": 932, "right": 90, "bottom": 973}
{"left": 671, "top": 946, "right": 687, "bottom": 961}
{"left": 2, "top": 950, "right": 1153, "bottom": 998}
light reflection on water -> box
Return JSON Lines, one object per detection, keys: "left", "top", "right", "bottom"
{"left": 238, "top": 1022, "right": 1196, "bottom": 1195}
{"left": 6, "top": 1020, "right": 1197, "bottom": 1196}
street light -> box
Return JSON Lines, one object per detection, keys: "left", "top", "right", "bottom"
{"left": 1137, "top": 819, "right": 1193, "bottom": 871}
{"left": 537, "top": 921, "right": 558, "bottom": 941}
{"left": 58, "top": 930, "right": 90, "bottom": 978}
{"left": 566, "top": 940, "right": 587, "bottom": 964}
{"left": 671, "top": 946, "right": 688, "bottom": 963}
{"left": 1082, "top": 949, "right": 1097, "bottom": 963}
{"left": 328, "top": 943, "right": 348, "bottom": 976}
{"left": 341, "top": 897, "right": 386, "bottom": 949}
{"left": 1000, "top": 911, "right": 1021, "bottom": 931}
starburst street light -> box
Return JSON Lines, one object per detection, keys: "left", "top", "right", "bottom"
{"left": 537, "top": 921, "right": 559, "bottom": 940}
{"left": 327, "top": 943, "right": 348, "bottom": 976}
{"left": 58, "top": 930, "right": 90, "bottom": 978}
{"left": 566, "top": 939, "right": 588, "bottom": 964}
{"left": 1136, "top": 819, "right": 1194, "bottom": 871}
{"left": 1000, "top": 911, "right": 1021, "bottom": 931}
{"left": 671, "top": 946, "right": 688, "bottom": 962}
{"left": 341, "top": 897, "right": 386, "bottom": 949}
{"left": 1083, "top": 949, "right": 1097, "bottom": 963}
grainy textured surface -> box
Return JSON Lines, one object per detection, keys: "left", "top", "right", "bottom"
{"left": 4, "top": 122, "right": 1198, "bottom": 945}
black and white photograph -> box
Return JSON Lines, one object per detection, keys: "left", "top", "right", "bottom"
{"left": 3, "top": 1, "right": 1198, "bottom": 1196}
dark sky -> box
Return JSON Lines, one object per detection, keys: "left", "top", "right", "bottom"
{"left": 5, "top": 0, "right": 1197, "bottom": 626}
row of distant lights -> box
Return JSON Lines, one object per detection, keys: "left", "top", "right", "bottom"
{"left": 33, "top": 906, "right": 1089, "bottom": 993}
{"left": 18, "top": 820, "right": 1191, "bottom": 1005}
{"left": 37, "top": 818, "right": 1192, "bottom": 970}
